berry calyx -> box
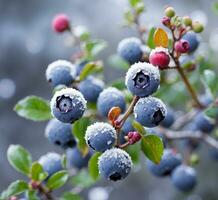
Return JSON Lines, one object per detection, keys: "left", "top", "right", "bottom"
{"left": 174, "top": 40, "right": 190, "bottom": 53}
{"left": 127, "top": 131, "right": 141, "bottom": 144}
{"left": 164, "top": 7, "right": 175, "bottom": 18}
{"left": 52, "top": 14, "right": 70, "bottom": 33}
{"left": 149, "top": 48, "right": 170, "bottom": 69}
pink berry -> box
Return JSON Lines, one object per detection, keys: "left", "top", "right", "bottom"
{"left": 9, "top": 197, "right": 18, "bottom": 200}
{"left": 174, "top": 40, "right": 190, "bottom": 53}
{"left": 52, "top": 14, "right": 70, "bottom": 33}
{"left": 149, "top": 50, "right": 170, "bottom": 69}
{"left": 127, "top": 131, "right": 141, "bottom": 145}
{"left": 162, "top": 17, "right": 171, "bottom": 27}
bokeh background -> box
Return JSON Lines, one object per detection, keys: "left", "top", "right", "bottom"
{"left": 0, "top": 0, "right": 218, "bottom": 199}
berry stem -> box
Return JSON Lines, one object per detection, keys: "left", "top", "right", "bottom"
{"left": 37, "top": 184, "right": 55, "bottom": 200}
{"left": 119, "top": 141, "right": 130, "bottom": 149}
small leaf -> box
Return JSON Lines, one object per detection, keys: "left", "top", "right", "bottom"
{"left": 129, "top": 0, "right": 142, "bottom": 7}
{"left": 108, "top": 107, "right": 121, "bottom": 122}
{"left": 88, "top": 152, "right": 101, "bottom": 180}
{"left": 205, "top": 104, "right": 218, "bottom": 119}
{"left": 79, "top": 61, "right": 103, "bottom": 81}
{"left": 126, "top": 143, "right": 140, "bottom": 164}
{"left": 71, "top": 170, "right": 96, "bottom": 188}
{"left": 14, "top": 96, "right": 52, "bottom": 121}
{"left": 46, "top": 170, "right": 69, "bottom": 190}
{"left": 60, "top": 192, "right": 82, "bottom": 200}
{"left": 30, "top": 162, "right": 48, "bottom": 182}
{"left": 147, "top": 27, "right": 156, "bottom": 49}
{"left": 110, "top": 79, "right": 126, "bottom": 90}
{"left": 73, "top": 117, "right": 91, "bottom": 156}
{"left": 108, "top": 54, "right": 129, "bottom": 70}
{"left": 141, "top": 134, "right": 164, "bottom": 164}
{"left": 7, "top": 145, "right": 32, "bottom": 175}
{"left": 1, "top": 180, "right": 29, "bottom": 199}
{"left": 61, "top": 154, "right": 67, "bottom": 169}
{"left": 201, "top": 70, "right": 218, "bottom": 97}
{"left": 132, "top": 120, "right": 146, "bottom": 135}
{"left": 84, "top": 39, "right": 107, "bottom": 58}
{"left": 212, "top": 2, "right": 218, "bottom": 15}
{"left": 153, "top": 28, "right": 169, "bottom": 48}
{"left": 26, "top": 190, "right": 40, "bottom": 200}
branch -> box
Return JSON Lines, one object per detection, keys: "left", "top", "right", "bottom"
{"left": 158, "top": 128, "right": 218, "bottom": 151}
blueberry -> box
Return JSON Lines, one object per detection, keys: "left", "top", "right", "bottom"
{"left": 38, "top": 152, "right": 63, "bottom": 177}
{"left": 66, "top": 147, "right": 92, "bottom": 169}
{"left": 199, "top": 94, "right": 213, "bottom": 107}
{"left": 119, "top": 117, "right": 135, "bottom": 145}
{"left": 78, "top": 76, "right": 104, "bottom": 102}
{"left": 125, "top": 62, "right": 160, "bottom": 97}
{"left": 160, "top": 108, "right": 175, "bottom": 128}
{"left": 171, "top": 165, "right": 197, "bottom": 192}
{"left": 182, "top": 32, "right": 199, "bottom": 53}
{"left": 194, "top": 112, "right": 215, "bottom": 133}
{"left": 117, "top": 37, "right": 143, "bottom": 64}
{"left": 146, "top": 149, "right": 182, "bottom": 177}
{"left": 98, "top": 148, "right": 132, "bottom": 181}
{"left": 76, "top": 60, "right": 88, "bottom": 75}
{"left": 50, "top": 88, "right": 87, "bottom": 123}
{"left": 85, "top": 122, "right": 117, "bottom": 152}
{"left": 134, "top": 96, "right": 167, "bottom": 127}
{"left": 97, "top": 87, "right": 126, "bottom": 117}
{"left": 46, "top": 60, "right": 77, "bottom": 87}
{"left": 45, "top": 119, "right": 76, "bottom": 149}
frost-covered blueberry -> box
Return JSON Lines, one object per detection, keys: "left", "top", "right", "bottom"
{"left": 46, "top": 60, "right": 77, "bottom": 87}
{"left": 78, "top": 76, "right": 104, "bottom": 102}
{"left": 38, "top": 152, "right": 63, "bottom": 177}
{"left": 125, "top": 62, "right": 160, "bottom": 97}
{"left": 85, "top": 122, "right": 117, "bottom": 152}
{"left": 97, "top": 87, "right": 126, "bottom": 117}
{"left": 117, "top": 37, "right": 143, "bottom": 64}
{"left": 66, "top": 147, "right": 92, "bottom": 169}
{"left": 149, "top": 47, "right": 170, "bottom": 69}
{"left": 98, "top": 148, "right": 132, "bottom": 181}
{"left": 50, "top": 88, "right": 87, "bottom": 123}
{"left": 134, "top": 96, "right": 167, "bottom": 127}
{"left": 171, "top": 165, "right": 197, "bottom": 192}
{"left": 146, "top": 149, "right": 182, "bottom": 177}
{"left": 45, "top": 119, "right": 76, "bottom": 149}
{"left": 194, "top": 112, "right": 215, "bottom": 133}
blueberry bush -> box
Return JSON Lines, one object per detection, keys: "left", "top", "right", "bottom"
{"left": 2, "top": 0, "right": 218, "bottom": 199}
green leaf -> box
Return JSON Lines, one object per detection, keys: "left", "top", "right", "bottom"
{"left": 30, "top": 162, "right": 48, "bottom": 182}
{"left": 212, "top": 2, "right": 218, "bottom": 15}
{"left": 124, "top": 10, "right": 135, "bottom": 25}
{"left": 46, "top": 170, "right": 69, "bottom": 190}
{"left": 132, "top": 120, "right": 146, "bottom": 135}
{"left": 141, "top": 134, "right": 164, "bottom": 164}
{"left": 7, "top": 145, "right": 32, "bottom": 175}
{"left": 201, "top": 70, "right": 218, "bottom": 97}
{"left": 79, "top": 62, "right": 103, "bottom": 81}
{"left": 88, "top": 152, "right": 101, "bottom": 180}
{"left": 61, "top": 154, "right": 67, "bottom": 169}
{"left": 14, "top": 96, "right": 52, "bottom": 121}
{"left": 110, "top": 79, "right": 126, "bottom": 90}
{"left": 73, "top": 117, "right": 91, "bottom": 156}
{"left": 126, "top": 143, "right": 140, "bottom": 164}
{"left": 129, "top": 0, "right": 142, "bottom": 7}
{"left": 84, "top": 39, "right": 107, "bottom": 58}
{"left": 108, "top": 54, "right": 129, "bottom": 70}
{"left": 205, "top": 104, "right": 218, "bottom": 119}
{"left": 60, "top": 192, "right": 82, "bottom": 200}
{"left": 147, "top": 27, "right": 156, "bottom": 49}
{"left": 26, "top": 190, "right": 40, "bottom": 200}
{"left": 1, "top": 180, "right": 29, "bottom": 199}
{"left": 71, "top": 170, "right": 96, "bottom": 188}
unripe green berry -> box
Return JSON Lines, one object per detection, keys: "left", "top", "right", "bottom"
{"left": 192, "top": 21, "right": 204, "bottom": 33}
{"left": 183, "top": 16, "right": 192, "bottom": 26}
{"left": 165, "top": 7, "right": 175, "bottom": 18}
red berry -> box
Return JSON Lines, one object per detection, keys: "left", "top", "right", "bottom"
{"left": 52, "top": 14, "right": 70, "bottom": 33}
{"left": 9, "top": 197, "right": 18, "bottom": 200}
{"left": 174, "top": 40, "right": 190, "bottom": 53}
{"left": 162, "top": 17, "right": 171, "bottom": 27}
{"left": 149, "top": 49, "right": 170, "bottom": 69}
{"left": 127, "top": 131, "right": 141, "bottom": 144}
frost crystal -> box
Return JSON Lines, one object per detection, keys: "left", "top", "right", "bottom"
{"left": 149, "top": 47, "right": 170, "bottom": 57}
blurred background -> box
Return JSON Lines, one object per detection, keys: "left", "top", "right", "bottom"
{"left": 0, "top": 0, "right": 218, "bottom": 199}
